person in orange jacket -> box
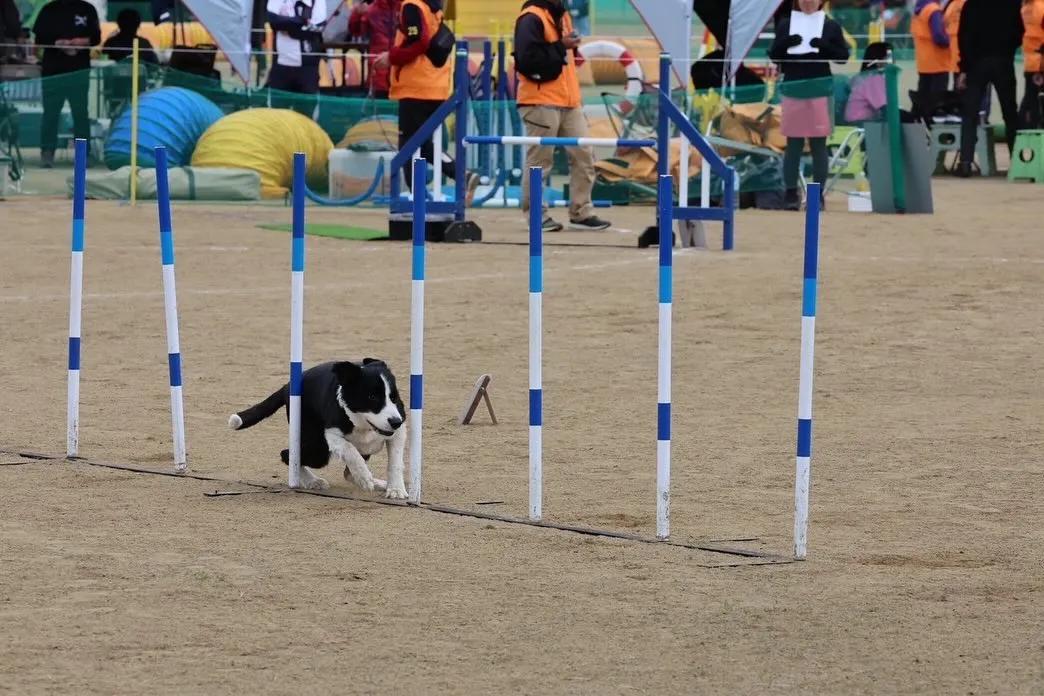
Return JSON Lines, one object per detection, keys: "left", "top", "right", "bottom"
{"left": 1019, "top": 0, "right": 1044, "bottom": 128}
{"left": 514, "top": 0, "right": 611, "bottom": 232}
{"left": 913, "top": 0, "right": 951, "bottom": 93}
{"left": 944, "top": 0, "right": 965, "bottom": 86}
{"left": 384, "top": 0, "right": 479, "bottom": 199}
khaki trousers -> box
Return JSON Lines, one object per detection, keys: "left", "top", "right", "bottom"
{"left": 518, "top": 105, "right": 595, "bottom": 221}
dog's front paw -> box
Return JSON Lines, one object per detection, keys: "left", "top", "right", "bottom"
{"left": 297, "top": 467, "right": 329, "bottom": 491}
{"left": 384, "top": 484, "right": 409, "bottom": 500}
{"left": 343, "top": 466, "right": 376, "bottom": 492}
{"left": 301, "top": 475, "right": 329, "bottom": 491}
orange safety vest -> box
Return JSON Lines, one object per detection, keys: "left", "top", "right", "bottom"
{"left": 389, "top": 0, "right": 451, "bottom": 102}
{"left": 515, "top": 6, "right": 582, "bottom": 110}
{"left": 1022, "top": 0, "right": 1044, "bottom": 73}
{"left": 944, "top": 0, "right": 965, "bottom": 73}
{"left": 913, "top": 1, "right": 951, "bottom": 74}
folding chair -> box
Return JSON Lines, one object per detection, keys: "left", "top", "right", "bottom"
{"left": 797, "top": 125, "right": 866, "bottom": 199}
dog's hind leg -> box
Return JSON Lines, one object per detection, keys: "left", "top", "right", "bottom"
{"left": 279, "top": 448, "right": 331, "bottom": 490}
{"left": 297, "top": 464, "right": 330, "bottom": 491}
{"left": 325, "top": 429, "right": 378, "bottom": 493}
{"left": 279, "top": 418, "right": 332, "bottom": 490}
{"left": 383, "top": 424, "right": 408, "bottom": 500}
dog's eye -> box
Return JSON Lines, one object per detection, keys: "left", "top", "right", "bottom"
{"left": 369, "top": 394, "right": 378, "bottom": 403}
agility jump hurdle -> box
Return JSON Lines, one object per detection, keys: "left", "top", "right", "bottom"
{"left": 405, "top": 150, "right": 822, "bottom": 553}
{"left": 386, "top": 43, "right": 737, "bottom": 249}
{"left": 65, "top": 138, "right": 188, "bottom": 473}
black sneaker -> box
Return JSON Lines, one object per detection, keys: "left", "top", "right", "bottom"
{"left": 569, "top": 215, "right": 611, "bottom": 231}
{"left": 783, "top": 188, "right": 801, "bottom": 211}
{"left": 542, "top": 215, "right": 564, "bottom": 233}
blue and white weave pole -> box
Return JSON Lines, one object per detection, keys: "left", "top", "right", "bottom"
{"left": 794, "top": 182, "right": 822, "bottom": 560}
{"left": 656, "top": 174, "right": 673, "bottom": 541}
{"left": 409, "top": 157, "right": 427, "bottom": 504}
{"left": 529, "top": 166, "right": 543, "bottom": 521}
{"left": 154, "top": 147, "right": 188, "bottom": 473}
{"left": 66, "top": 138, "right": 87, "bottom": 458}
{"left": 465, "top": 135, "right": 657, "bottom": 149}
{"left": 288, "top": 152, "right": 307, "bottom": 490}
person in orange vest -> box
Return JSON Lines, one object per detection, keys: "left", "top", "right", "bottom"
{"left": 1019, "top": 0, "right": 1044, "bottom": 128}
{"left": 514, "top": 0, "right": 610, "bottom": 232}
{"left": 944, "top": 0, "right": 965, "bottom": 87}
{"left": 383, "top": 0, "right": 479, "bottom": 199}
{"left": 913, "top": 0, "right": 952, "bottom": 93}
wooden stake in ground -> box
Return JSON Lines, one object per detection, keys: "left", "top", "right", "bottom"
{"left": 458, "top": 374, "right": 497, "bottom": 426}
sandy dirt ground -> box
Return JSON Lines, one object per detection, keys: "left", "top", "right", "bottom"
{"left": 1, "top": 179, "right": 1043, "bottom": 695}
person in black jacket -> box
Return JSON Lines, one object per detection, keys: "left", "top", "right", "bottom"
{"left": 690, "top": 48, "right": 766, "bottom": 103}
{"left": 32, "top": 0, "right": 101, "bottom": 167}
{"left": 955, "top": 0, "right": 1022, "bottom": 176}
{"left": 769, "top": 0, "right": 849, "bottom": 210}
{"left": 101, "top": 8, "right": 159, "bottom": 64}
{"left": 266, "top": 0, "right": 327, "bottom": 115}
{"left": 0, "top": 0, "right": 21, "bottom": 63}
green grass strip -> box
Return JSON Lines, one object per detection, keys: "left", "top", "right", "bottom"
{"left": 257, "top": 223, "right": 388, "bottom": 241}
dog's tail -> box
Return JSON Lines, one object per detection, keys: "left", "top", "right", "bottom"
{"left": 228, "top": 388, "right": 285, "bottom": 431}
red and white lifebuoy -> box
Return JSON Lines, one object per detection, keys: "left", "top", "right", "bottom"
{"left": 576, "top": 40, "right": 645, "bottom": 96}
{"left": 576, "top": 40, "right": 646, "bottom": 114}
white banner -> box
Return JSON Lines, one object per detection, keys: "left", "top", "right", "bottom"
{"left": 724, "top": 0, "right": 785, "bottom": 85}
{"left": 628, "top": 0, "right": 692, "bottom": 87}
{"left": 181, "top": 0, "right": 254, "bottom": 82}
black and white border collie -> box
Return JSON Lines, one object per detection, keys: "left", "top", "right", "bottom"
{"left": 228, "top": 359, "right": 408, "bottom": 499}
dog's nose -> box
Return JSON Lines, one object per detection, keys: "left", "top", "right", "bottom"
{"left": 387, "top": 416, "right": 403, "bottom": 430}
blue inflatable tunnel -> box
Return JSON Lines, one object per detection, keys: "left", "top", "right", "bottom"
{"left": 104, "top": 87, "right": 225, "bottom": 170}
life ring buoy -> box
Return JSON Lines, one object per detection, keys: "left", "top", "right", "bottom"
{"left": 576, "top": 40, "right": 645, "bottom": 101}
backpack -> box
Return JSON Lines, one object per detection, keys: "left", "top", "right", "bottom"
{"left": 426, "top": 13, "right": 456, "bottom": 68}
{"left": 512, "top": 8, "right": 569, "bottom": 84}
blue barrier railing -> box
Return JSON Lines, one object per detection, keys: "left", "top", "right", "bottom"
{"left": 309, "top": 41, "right": 736, "bottom": 248}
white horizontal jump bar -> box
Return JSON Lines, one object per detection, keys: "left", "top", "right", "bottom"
{"left": 465, "top": 135, "right": 655, "bottom": 148}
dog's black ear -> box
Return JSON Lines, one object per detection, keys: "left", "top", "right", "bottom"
{"left": 331, "top": 361, "right": 362, "bottom": 384}
{"left": 362, "top": 357, "right": 386, "bottom": 368}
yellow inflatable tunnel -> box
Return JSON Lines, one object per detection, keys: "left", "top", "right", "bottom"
{"left": 191, "top": 109, "right": 334, "bottom": 199}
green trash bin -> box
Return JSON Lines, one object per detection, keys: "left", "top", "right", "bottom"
{"left": 864, "top": 121, "right": 935, "bottom": 214}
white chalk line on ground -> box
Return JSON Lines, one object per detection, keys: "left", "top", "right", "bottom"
{"left": 4, "top": 250, "right": 1041, "bottom": 304}
{"left": 0, "top": 255, "right": 663, "bottom": 304}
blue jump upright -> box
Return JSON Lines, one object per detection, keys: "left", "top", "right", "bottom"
{"left": 654, "top": 54, "right": 736, "bottom": 250}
